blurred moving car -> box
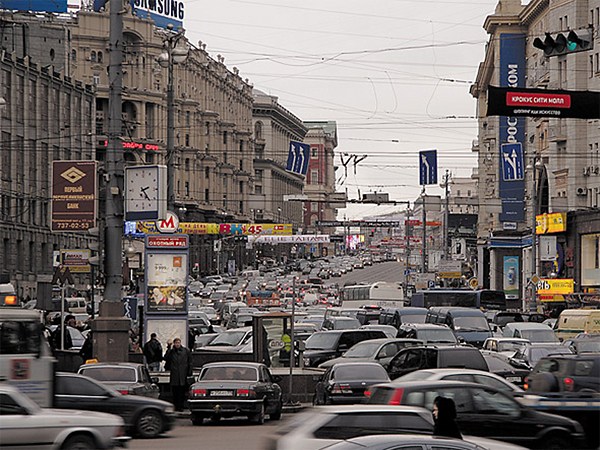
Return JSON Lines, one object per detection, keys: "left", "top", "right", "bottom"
{"left": 0, "top": 384, "right": 129, "bottom": 450}
{"left": 525, "top": 353, "right": 600, "bottom": 393}
{"left": 303, "top": 330, "right": 387, "bottom": 367}
{"left": 188, "top": 362, "right": 282, "bottom": 425}
{"left": 314, "top": 362, "right": 390, "bottom": 405}
{"left": 481, "top": 352, "right": 531, "bottom": 388}
{"left": 367, "top": 380, "right": 585, "bottom": 448}
{"left": 509, "top": 343, "right": 573, "bottom": 370}
{"left": 318, "top": 338, "right": 422, "bottom": 369}
{"left": 54, "top": 372, "right": 175, "bottom": 438}
{"left": 266, "top": 405, "right": 435, "bottom": 450}
{"left": 562, "top": 334, "right": 600, "bottom": 354}
{"left": 78, "top": 362, "right": 160, "bottom": 399}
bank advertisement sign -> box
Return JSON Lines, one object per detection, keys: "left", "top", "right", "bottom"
{"left": 0, "top": 0, "right": 67, "bottom": 12}
{"left": 503, "top": 256, "right": 520, "bottom": 300}
{"left": 498, "top": 34, "right": 526, "bottom": 222}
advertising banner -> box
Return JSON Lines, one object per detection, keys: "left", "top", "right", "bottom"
{"left": 51, "top": 161, "right": 97, "bottom": 231}
{"left": 60, "top": 249, "right": 91, "bottom": 273}
{"left": 498, "top": 34, "right": 526, "bottom": 222}
{"left": 0, "top": 0, "right": 67, "bottom": 13}
{"left": 536, "top": 212, "right": 567, "bottom": 234}
{"left": 537, "top": 278, "right": 574, "bottom": 295}
{"left": 503, "top": 256, "right": 520, "bottom": 300}
{"left": 136, "top": 222, "right": 292, "bottom": 236}
{"left": 251, "top": 235, "right": 330, "bottom": 244}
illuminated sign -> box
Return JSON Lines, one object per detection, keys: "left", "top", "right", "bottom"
{"left": 102, "top": 140, "right": 161, "bottom": 151}
{"left": 536, "top": 212, "right": 567, "bottom": 234}
{"left": 537, "top": 278, "right": 574, "bottom": 295}
{"left": 136, "top": 222, "right": 293, "bottom": 236}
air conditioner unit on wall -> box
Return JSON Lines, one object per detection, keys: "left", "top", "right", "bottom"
{"left": 576, "top": 187, "right": 588, "bottom": 196}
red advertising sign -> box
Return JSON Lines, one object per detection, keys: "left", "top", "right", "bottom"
{"left": 51, "top": 161, "right": 96, "bottom": 231}
{"left": 146, "top": 235, "right": 189, "bottom": 248}
{"left": 506, "top": 92, "right": 571, "bottom": 108}
{"left": 102, "top": 140, "right": 161, "bottom": 151}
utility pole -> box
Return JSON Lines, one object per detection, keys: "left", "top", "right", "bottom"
{"left": 404, "top": 205, "right": 412, "bottom": 292}
{"left": 92, "top": 0, "right": 130, "bottom": 363}
{"left": 442, "top": 170, "right": 451, "bottom": 260}
{"left": 421, "top": 188, "right": 427, "bottom": 273}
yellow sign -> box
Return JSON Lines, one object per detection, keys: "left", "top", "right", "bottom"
{"left": 536, "top": 278, "right": 574, "bottom": 295}
{"left": 536, "top": 212, "right": 566, "bottom": 234}
{"left": 136, "top": 222, "right": 293, "bottom": 236}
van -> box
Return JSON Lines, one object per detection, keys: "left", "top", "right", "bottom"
{"left": 426, "top": 307, "right": 492, "bottom": 347}
{"left": 380, "top": 307, "right": 428, "bottom": 328}
{"left": 502, "top": 322, "right": 559, "bottom": 344}
{"left": 241, "top": 269, "right": 260, "bottom": 279}
{"left": 556, "top": 309, "right": 600, "bottom": 340}
{"left": 66, "top": 297, "right": 88, "bottom": 314}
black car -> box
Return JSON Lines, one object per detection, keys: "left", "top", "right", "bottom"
{"left": 303, "top": 330, "right": 386, "bottom": 367}
{"left": 525, "top": 353, "right": 600, "bottom": 393}
{"left": 314, "top": 362, "right": 390, "bottom": 405}
{"left": 188, "top": 362, "right": 282, "bottom": 425}
{"left": 77, "top": 362, "right": 160, "bottom": 399}
{"left": 367, "top": 380, "right": 586, "bottom": 448}
{"left": 55, "top": 372, "right": 175, "bottom": 438}
{"left": 387, "top": 345, "right": 488, "bottom": 379}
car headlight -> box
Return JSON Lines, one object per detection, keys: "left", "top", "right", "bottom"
{"left": 303, "top": 357, "right": 311, "bottom": 366}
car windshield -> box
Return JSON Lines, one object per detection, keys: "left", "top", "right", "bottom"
{"left": 80, "top": 367, "right": 137, "bottom": 382}
{"left": 333, "top": 318, "right": 360, "bottom": 330}
{"left": 498, "top": 341, "right": 528, "bottom": 353}
{"left": 520, "top": 329, "right": 559, "bottom": 343}
{"left": 333, "top": 365, "right": 389, "bottom": 381}
{"left": 575, "top": 340, "right": 600, "bottom": 353}
{"left": 454, "top": 316, "right": 489, "bottom": 331}
{"left": 402, "top": 313, "right": 426, "bottom": 324}
{"left": 305, "top": 333, "right": 340, "bottom": 350}
{"left": 208, "top": 331, "right": 247, "bottom": 346}
{"left": 200, "top": 366, "right": 258, "bottom": 381}
{"left": 344, "top": 341, "right": 381, "bottom": 358}
{"left": 339, "top": 310, "right": 360, "bottom": 318}
{"left": 420, "top": 328, "right": 457, "bottom": 343}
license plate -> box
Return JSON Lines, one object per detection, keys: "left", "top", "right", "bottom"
{"left": 506, "top": 377, "right": 521, "bottom": 383}
{"left": 210, "top": 390, "right": 233, "bottom": 396}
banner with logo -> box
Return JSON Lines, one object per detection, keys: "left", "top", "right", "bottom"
{"left": 536, "top": 212, "right": 567, "bottom": 234}
{"left": 136, "top": 222, "right": 293, "bottom": 236}
{"left": 51, "top": 161, "right": 97, "bottom": 231}
{"left": 537, "top": 278, "right": 574, "bottom": 295}
{"left": 250, "top": 235, "right": 330, "bottom": 244}
{"left": 503, "top": 256, "right": 520, "bottom": 300}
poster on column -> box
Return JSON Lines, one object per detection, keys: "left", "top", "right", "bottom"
{"left": 146, "top": 253, "right": 188, "bottom": 313}
{"left": 503, "top": 256, "right": 520, "bottom": 300}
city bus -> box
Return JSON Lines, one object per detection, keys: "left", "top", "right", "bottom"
{"left": 0, "top": 284, "right": 56, "bottom": 407}
{"left": 410, "top": 289, "right": 515, "bottom": 311}
{"left": 339, "top": 282, "right": 405, "bottom": 308}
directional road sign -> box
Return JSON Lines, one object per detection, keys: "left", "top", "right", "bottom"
{"left": 419, "top": 150, "right": 438, "bottom": 185}
{"left": 501, "top": 143, "right": 525, "bottom": 181}
{"left": 286, "top": 141, "right": 310, "bottom": 176}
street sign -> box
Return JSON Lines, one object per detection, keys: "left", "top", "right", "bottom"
{"left": 155, "top": 210, "right": 179, "bottom": 234}
{"left": 51, "top": 160, "right": 97, "bottom": 231}
{"left": 51, "top": 265, "right": 75, "bottom": 286}
{"left": 501, "top": 143, "right": 525, "bottom": 181}
{"left": 286, "top": 141, "right": 310, "bottom": 176}
{"left": 427, "top": 280, "right": 436, "bottom": 289}
{"left": 419, "top": 150, "right": 438, "bottom": 185}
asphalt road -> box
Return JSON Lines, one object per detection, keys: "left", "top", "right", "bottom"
{"left": 335, "top": 260, "right": 403, "bottom": 285}
{"left": 129, "top": 416, "right": 283, "bottom": 450}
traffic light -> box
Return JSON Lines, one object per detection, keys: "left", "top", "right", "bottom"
{"left": 533, "top": 28, "right": 593, "bottom": 56}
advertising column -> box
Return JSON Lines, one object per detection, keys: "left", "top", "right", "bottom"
{"left": 144, "top": 235, "right": 189, "bottom": 352}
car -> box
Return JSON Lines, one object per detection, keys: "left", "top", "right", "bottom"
{"left": 379, "top": 307, "right": 428, "bottom": 327}
{"left": 54, "top": 372, "right": 175, "bottom": 438}
{"left": 480, "top": 352, "right": 531, "bottom": 387}
{"left": 303, "top": 330, "right": 387, "bottom": 367}
{"left": 502, "top": 323, "right": 559, "bottom": 344}
{"left": 387, "top": 345, "right": 488, "bottom": 379}
{"left": 367, "top": 380, "right": 586, "bottom": 448}
{"left": 396, "top": 323, "right": 458, "bottom": 345}
{"left": 319, "top": 338, "right": 423, "bottom": 369}
{"left": 426, "top": 307, "right": 492, "bottom": 347}
{"left": 482, "top": 337, "right": 530, "bottom": 356}
{"left": 358, "top": 324, "right": 398, "bottom": 338}
{"left": 77, "top": 362, "right": 160, "bottom": 398}
{"left": 525, "top": 353, "right": 600, "bottom": 393}
{"left": 562, "top": 334, "right": 600, "bottom": 354}
{"left": 47, "top": 324, "right": 86, "bottom": 350}
{"left": 199, "top": 326, "right": 253, "bottom": 352}
{"left": 188, "top": 362, "right": 282, "bottom": 424}
{"left": 320, "top": 434, "right": 528, "bottom": 450}
{"left": 0, "top": 384, "right": 130, "bottom": 450}
{"left": 314, "top": 362, "right": 390, "bottom": 405}
{"left": 266, "top": 405, "right": 435, "bottom": 450}
{"left": 509, "top": 343, "right": 573, "bottom": 370}
{"left": 321, "top": 317, "right": 361, "bottom": 331}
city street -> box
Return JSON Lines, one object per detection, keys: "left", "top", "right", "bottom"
{"left": 336, "top": 261, "right": 403, "bottom": 285}
{"left": 129, "top": 416, "right": 283, "bottom": 450}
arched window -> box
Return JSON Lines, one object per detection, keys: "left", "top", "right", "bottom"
{"left": 71, "top": 49, "right": 77, "bottom": 61}
{"left": 254, "top": 121, "right": 262, "bottom": 140}
{"left": 91, "top": 51, "right": 97, "bottom": 62}
{"left": 97, "top": 51, "right": 103, "bottom": 63}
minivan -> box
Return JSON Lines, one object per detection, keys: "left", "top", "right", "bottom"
{"left": 303, "top": 330, "right": 386, "bottom": 367}
{"left": 379, "top": 307, "right": 427, "bottom": 328}
{"left": 67, "top": 297, "right": 88, "bottom": 314}
{"left": 555, "top": 309, "right": 600, "bottom": 341}
{"left": 426, "top": 307, "right": 492, "bottom": 347}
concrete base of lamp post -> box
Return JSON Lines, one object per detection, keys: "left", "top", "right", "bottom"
{"left": 91, "top": 302, "right": 131, "bottom": 363}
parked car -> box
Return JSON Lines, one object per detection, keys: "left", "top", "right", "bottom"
{"left": 367, "top": 380, "right": 585, "bottom": 448}
{"left": 54, "top": 372, "right": 175, "bottom": 438}
{"left": 387, "top": 345, "right": 488, "bottom": 379}
{"left": 396, "top": 323, "right": 458, "bottom": 345}
{"left": 303, "top": 330, "right": 387, "bottom": 367}
{"left": 426, "top": 307, "right": 492, "bottom": 347}
{"left": 78, "top": 362, "right": 160, "bottom": 399}
{"left": 525, "top": 353, "right": 600, "bottom": 393}
{"left": 266, "top": 405, "right": 435, "bottom": 450}
{"left": 502, "top": 323, "right": 559, "bottom": 344}
{"left": 314, "top": 362, "right": 390, "bottom": 405}
{"left": 0, "top": 384, "right": 129, "bottom": 450}
{"left": 188, "top": 362, "right": 282, "bottom": 424}
{"left": 319, "top": 338, "right": 422, "bottom": 369}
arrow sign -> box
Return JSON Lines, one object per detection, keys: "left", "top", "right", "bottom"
{"left": 419, "top": 150, "right": 438, "bottom": 185}
{"left": 286, "top": 141, "right": 310, "bottom": 175}
{"left": 501, "top": 143, "right": 524, "bottom": 181}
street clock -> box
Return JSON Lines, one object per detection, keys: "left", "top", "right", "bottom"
{"left": 125, "top": 165, "right": 167, "bottom": 221}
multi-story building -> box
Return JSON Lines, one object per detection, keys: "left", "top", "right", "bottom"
{"left": 471, "top": 0, "right": 600, "bottom": 305}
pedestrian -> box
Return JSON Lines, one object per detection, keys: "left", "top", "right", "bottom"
{"left": 51, "top": 314, "right": 76, "bottom": 351}
{"left": 79, "top": 331, "right": 94, "bottom": 362}
{"left": 432, "top": 396, "right": 462, "bottom": 439}
{"left": 163, "top": 337, "right": 193, "bottom": 412}
{"left": 143, "top": 333, "right": 164, "bottom": 372}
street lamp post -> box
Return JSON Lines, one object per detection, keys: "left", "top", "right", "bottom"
{"left": 158, "top": 25, "right": 188, "bottom": 214}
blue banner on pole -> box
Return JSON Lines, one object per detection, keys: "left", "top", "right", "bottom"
{"left": 1, "top": 0, "right": 67, "bottom": 12}
{"left": 419, "top": 150, "right": 438, "bottom": 185}
{"left": 286, "top": 141, "right": 310, "bottom": 176}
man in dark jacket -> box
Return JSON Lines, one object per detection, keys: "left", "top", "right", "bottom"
{"left": 164, "top": 337, "right": 192, "bottom": 411}
{"left": 51, "top": 314, "right": 76, "bottom": 351}
{"left": 143, "top": 333, "right": 163, "bottom": 371}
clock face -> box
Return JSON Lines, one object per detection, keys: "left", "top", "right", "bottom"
{"left": 126, "top": 166, "right": 160, "bottom": 214}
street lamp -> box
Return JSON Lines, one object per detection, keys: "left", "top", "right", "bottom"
{"left": 158, "top": 24, "right": 189, "bottom": 214}
{"left": 526, "top": 155, "right": 543, "bottom": 311}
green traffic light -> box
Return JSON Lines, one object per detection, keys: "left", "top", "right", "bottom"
{"left": 567, "top": 40, "right": 577, "bottom": 51}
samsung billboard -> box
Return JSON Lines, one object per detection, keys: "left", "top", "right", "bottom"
{"left": 0, "top": 0, "right": 67, "bottom": 12}
{"left": 133, "top": 0, "right": 184, "bottom": 29}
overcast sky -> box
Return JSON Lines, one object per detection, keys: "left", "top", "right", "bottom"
{"left": 182, "top": 0, "right": 499, "bottom": 219}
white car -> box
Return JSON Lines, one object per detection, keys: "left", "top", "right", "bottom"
{"left": 266, "top": 405, "right": 434, "bottom": 450}
{"left": 321, "top": 434, "right": 527, "bottom": 450}
{"left": 0, "top": 385, "right": 129, "bottom": 450}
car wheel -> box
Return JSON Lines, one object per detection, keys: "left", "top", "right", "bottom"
{"left": 250, "top": 403, "right": 265, "bottom": 425}
{"left": 191, "top": 414, "right": 204, "bottom": 426}
{"left": 542, "top": 433, "right": 570, "bottom": 449}
{"left": 136, "top": 409, "right": 164, "bottom": 438}
{"left": 62, "top": 434, "right": 96, "bottom": 450}
{"left": 270, "top": 401, "right": 283, "bottom": 420}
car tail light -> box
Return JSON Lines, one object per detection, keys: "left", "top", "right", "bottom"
{"left": 364, "top": 389, "right": 371, "bottom": 398}
{"left": 388, "top": 388, "right": 404, "bottom": 405}
{"left": 523, "top": 378, "right": 529, "bottom": 390}
{"left": 237, "top": 389, "right": 256, "bottom": 398}
{"left": 117, "top": 389, "right": 130, "bottom": 395}
{"left": 563, "top": 377, "right": 575, "bottom": 392}
{"left": 331, "top": 383, "right": 352, "bottom": 394}
{"left": 191, "top": 388, "right": 207, "bottom": 397}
